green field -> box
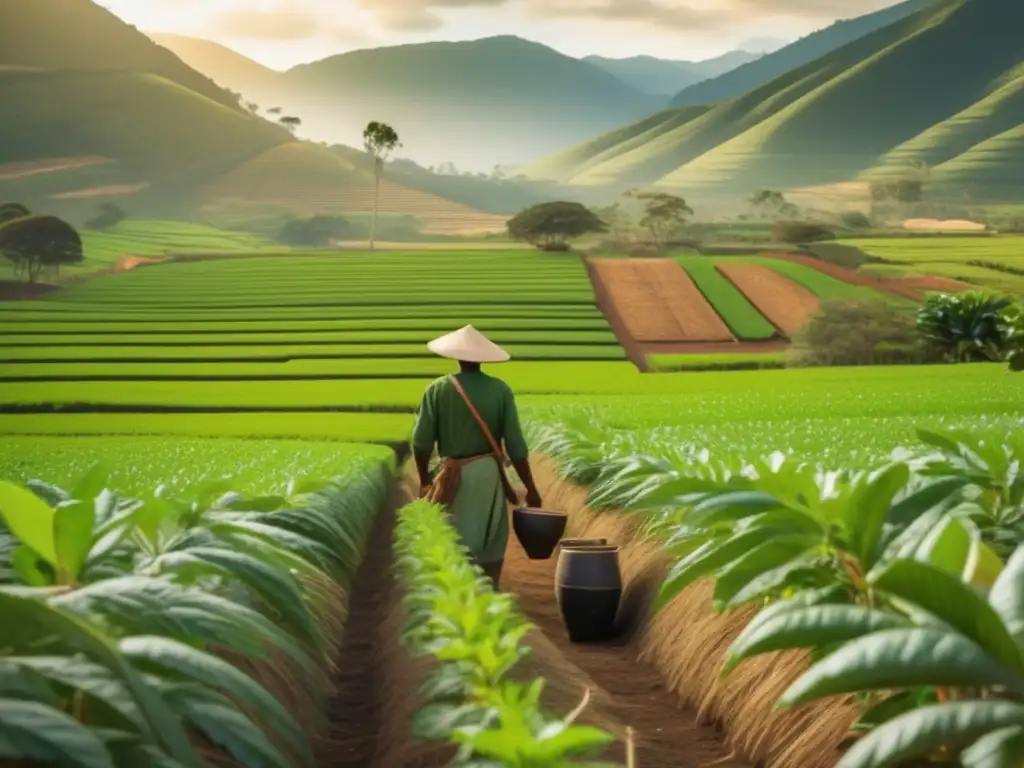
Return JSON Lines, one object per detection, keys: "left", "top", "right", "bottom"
{"left": 845, "top": 236, "right": 1024, "bottom": 294}
{"left": 675, "top": 257, "right": 777, "bottom": 340}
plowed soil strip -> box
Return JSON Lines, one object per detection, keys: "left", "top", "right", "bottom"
{"left": 717, "top": 263, "right": 820, "bottom": 336}
{"left": 503, "top": 542, "right": 746, "bottom": 768}
{"left": 319, "top": 497, "right": 400, "bottom": 768}
{"left": 591, "top": 259, "right": 734, "bottom": 343}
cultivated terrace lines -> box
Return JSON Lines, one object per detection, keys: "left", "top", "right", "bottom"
{"left": 592, "top": 259, "right": 734, "bottom": 343}
{"left": 716, "top": 262, "right": 820, "bottom": 336}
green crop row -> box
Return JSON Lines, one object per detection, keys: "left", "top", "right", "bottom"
{"left": 0, "top": 329, "right": 620, "bottom": 347}
{"left": 534, "top": 424, "right": 1024, "bottom": 767}
{"left": 0, "top": 456, "right": 392, "bottom": 768}
{"left": 394, "top": 499, "right": 616, "bottom": 762}
{"left": 676, "top": 257, "right": 777, "bottom": 340}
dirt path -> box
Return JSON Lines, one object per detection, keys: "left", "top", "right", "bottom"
{"left": 502, "top": 540, "right": 747, "bottom": 768}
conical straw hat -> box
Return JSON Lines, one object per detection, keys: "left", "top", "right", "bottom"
{"left": 427, "top": 325, "right": 510, "bottom": 363}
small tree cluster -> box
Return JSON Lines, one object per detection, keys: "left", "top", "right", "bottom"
{"left": 772, "top": 220, "right": 835, "bottom": 244}
{"left": 748, "top": 189, "right": 798, "bottom": 219}
{"left": 277, "top": 215, "right": 353, "bottom": 247}
{"left": 627, "top": 190, "right": 693, "bottom": 248}
{"left": 507, "top": 201, "right": 606, "bottom": 251}
{"left": 790, "top": 300, "right": 923, "bottom": 367}
{"left": 84, "top": 203, "right": 127, "bottom": 230}
{"left": 0, "top": 206, "right": 84, "bottom": 282}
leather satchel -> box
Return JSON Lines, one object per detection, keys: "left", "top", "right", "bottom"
{"left": 423, "top": 375, "right": 520, "bottom": 507}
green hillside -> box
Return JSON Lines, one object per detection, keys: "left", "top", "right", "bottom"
{"left": 668, "top": 0, "right": 935, "bottom": 107}
{"left": 278, "top": 35, "right": 662, "bottom": 168}
{"left": 149, "top": 33, "right": 282, "bottom": 101}
{"left": 527, "top": 0, "right": 1024, "bottom": 201}
{"left": 0, "top": 0, "right": 235, "bottom": 108}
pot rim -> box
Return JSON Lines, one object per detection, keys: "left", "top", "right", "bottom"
{"left": 514, "top": 507, "right": 566, "bottom": 517}
{"left": 559, "top": 538, "right": 608, "bottom": 546}
{"left": 559, "top": 545, "right": 620, "bottom": 554}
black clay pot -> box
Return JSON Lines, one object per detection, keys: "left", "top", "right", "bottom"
{"left": 512, "top": 507, "right": 568, "bottom": 560}
{"left": 558, "top": 538, "right": 608, "bottom": 550}
{"left": 555, "top": 545, "right": 622, "bottom": 643}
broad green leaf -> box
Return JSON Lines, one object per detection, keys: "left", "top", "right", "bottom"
{"left": 0, "top": 591, "right": 202, "bottom": 768}
{"left": 846, "top": 463, "right": 910, "bottom": 570}
{"left": 712, "top": 534, "right": 820, "bottom": 609}
{"left": 872, "top": 559, "right": 1023, "bottom": 674}
{"left": 119, "top": 636, "right": 309, "bottom": 762}
{"left": 724, "top": 605, "right": 910, "bottom": 672}
{"left": 964, "top": 539, "right": 1005, "bottom": 591}
{"left": 960, "top": 724, "right": 1024, "bottom": 768}
{"left": 0, "top": 662, "right": 59, "bottom": 706}
{"left": 657, "top": 528, "right": 785, "bottom": 609}
{"left": 71, "top": 462, "right": 111, "bottom": 506}
{"left": 54, "top": 500, "right": 96, "bottom": 582}
{"left": 0, "top": 481, "right": 57, "bottom": 566}
{"left": 738, "top": 585, "right": 851, "bottom": 640}
{"left": 0, "top": 697, "right": 114, "bottom": 768}
{"left": 780, "top": 628, "right": 1024, "bottom": 707}
{"left": 990, "top": 546, "right": 1024, "bottom": 647}
{"left": 11, "top": 546, "right": 52, "bottom": 586}
{"left": 837, "top": 701, "right": 1024, "bottom": 768}
{"left": 724, "top": 557, "right": 830, "bottom": 609}
{"left": 150, "top": 547, "right": 318, "bottom": 646}
{"left": 884, "top": 476, "right": 969, "bottom": 531}
{"left": 160, "top": 686, "right": 290, "bottom": 768}
{"left": 916, "top": 516, "right": 975, "bottom": 577}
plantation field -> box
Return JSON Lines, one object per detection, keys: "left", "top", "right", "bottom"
{"left": 844, "top": 236, "right": 1024, "bottom": 294}
{"left": 0, "top": 435, "right": 392, "bottom": 494}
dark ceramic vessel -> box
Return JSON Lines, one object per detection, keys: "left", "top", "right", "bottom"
{"left": 512, "top": 507, "right": 568, "bottom": 559}
{"left": 558, "top": 537, "right": 608, "bottom": 550}
{"left": 555, "top": 545, "right": 622, "bottom": 643}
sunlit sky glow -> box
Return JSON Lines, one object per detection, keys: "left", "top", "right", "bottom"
{"left": 96, "top": 0, "right": 904, "bottom": 69}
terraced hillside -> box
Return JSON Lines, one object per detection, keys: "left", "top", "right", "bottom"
{"left": 524, "top": 0, "right": 1024, "bottom": 201}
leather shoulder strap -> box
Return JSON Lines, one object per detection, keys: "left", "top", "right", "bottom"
{"left": 449, "top": 375, "right": 504, "bottom": 458}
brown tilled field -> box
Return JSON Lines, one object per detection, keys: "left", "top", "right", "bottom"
{"left": 591, "top": 259, "right": 734, "bottom": 343}
{"left": 717, "top": 263, "right": 820, "bottom": 335}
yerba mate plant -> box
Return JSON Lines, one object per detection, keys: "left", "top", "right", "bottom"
{"left": 536, "top": 424, "right": 1024, "bottom": 767}
{"left": 0, "top": 456, "right": 390, "bottom": 767}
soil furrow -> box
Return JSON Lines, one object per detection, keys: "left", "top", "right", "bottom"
{"left": 502, "top": 539, "right": 748, "bottom": 768}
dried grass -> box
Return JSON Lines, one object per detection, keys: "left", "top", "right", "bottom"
{"left": 532, "top": 454, "right": 858, "bottom": 768}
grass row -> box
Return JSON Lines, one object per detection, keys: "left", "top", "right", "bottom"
{"left": 647, "top": 351, "right": 786, "bottom": 371}
{"left": 676, "top": 257, "right": 778, "bottom": 340}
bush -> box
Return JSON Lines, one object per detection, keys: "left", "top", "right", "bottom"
{"left": 805, "top": 242, "right": 873, "bottom": 270}
{"left": 277, "top": 215, "right": 353, "bottom": 247}
{"left": 772, "top": 220, "right": 836, "bottom": 244}
{"left": 917, "top": 291, "right": 1012, "bottom": 363}
{"left": 839, "top": 210, "right": 872, "bottom": 229}
{"left": 83, "top": 203, "right": 127, "bottom": 230}
{"left": 790, "top": 300, "right": 925, "bottom": 367}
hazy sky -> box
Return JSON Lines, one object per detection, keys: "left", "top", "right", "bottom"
{"left": 97, "top": 0, "right": 904, "bottom": 69}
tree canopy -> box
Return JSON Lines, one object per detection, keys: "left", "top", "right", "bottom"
{"left": 507, "top": 201, "right": 606, "bottom": 250}
{"left": 277, "top": 215, "right": 353, "bottom": 247}
{"left": 627, "top": 191, "right": 693, "bottom": 247}
{"left": 0, "top": 215, "right": 84, "bottom": 282}
{"left": 0, "top": 202, "right": 30, "bottom": 225}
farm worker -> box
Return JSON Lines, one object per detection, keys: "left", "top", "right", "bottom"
{"left": 412, "top": 325, "right": 543, "bottom": 589}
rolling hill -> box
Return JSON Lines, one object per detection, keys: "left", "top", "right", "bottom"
{"left": 524, "top": 0, "right": 1024, "bottom": 202}
{"left": 583, "top": 51, "right": 762, "bottom": 96}
{"left": 668, "top": 0, "right": 936, "bottom": 107}
{"left": 149, "top": 33, "right": 282, "bottom": 100}
{"left": 0, "top": 0, "right": 516, "bottom": 230}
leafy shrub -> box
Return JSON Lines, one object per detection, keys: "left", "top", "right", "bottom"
{"left": 839, "top": 210, "right": 872, "bottom": 229}
{"left": 791, "top": 300, "right": 925, "bottom": 367}
{"left": 916, "top": 291, "right": 1012, "bottom": 363}
{"left": 84, "top": 203, "right": 128, "bottom": 230}
{"left": 805, "top": 242, "right": 873, "bottom": 269}
{"left": 772, "top": 220, "right": 836, "bottom": 244}
{"left": 1003, "top": 303, "right": 1024, "bottom": 372}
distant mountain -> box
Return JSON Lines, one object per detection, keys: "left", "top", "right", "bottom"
{"left": 669, "top": 0, "right": 936, "bottom": 107}
{"left": 523, "top": 0, "right": 1024, "bottom": 202}
{"left": 276, "top": 36, "right": 662, "bottom": 168}
{"left": 584, "top": 51, "right": 762, "bottom": 96}
{"left": 149, "top": 33, "right": 282, "bottom": 101}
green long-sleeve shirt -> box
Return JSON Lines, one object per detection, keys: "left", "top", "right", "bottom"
{"left": 411, "top": 371, "right": 529, "bottom": 461}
